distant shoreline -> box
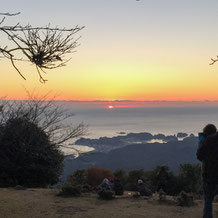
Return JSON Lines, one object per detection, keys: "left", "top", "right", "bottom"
{"left": 63, "top": 131, "right": 195, "bottom": 156}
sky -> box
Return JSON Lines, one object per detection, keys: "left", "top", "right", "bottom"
{"left": 1, "top": 0, "right": 218, "bottom": 101}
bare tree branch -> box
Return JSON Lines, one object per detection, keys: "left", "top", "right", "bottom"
{"left": 0, "top": 12, "right": 84, "bottom": 82}
{"left": 0, "top": 12, "right": 21, "bottom": 16}
{"left": 210, "top": 56, "right": 218, "bottom": 65}
{"left": 0, "top": 93, "right": 88, "bottom": 150}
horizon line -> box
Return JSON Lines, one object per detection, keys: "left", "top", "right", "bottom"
{"left": 2, "top": 99, "right": 218, "bottom": 103}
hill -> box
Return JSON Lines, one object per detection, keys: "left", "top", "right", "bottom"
{"left": 0, "top": 188, "right": 205, "bottom": 218}
{"left": 63, "top": 135, "right": 199, "bottom": 181}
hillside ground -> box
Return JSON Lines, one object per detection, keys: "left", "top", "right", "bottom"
{"left": 0, "top": 188, "right": 217, "bottom": 218}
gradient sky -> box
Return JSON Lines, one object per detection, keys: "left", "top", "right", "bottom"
{"left": 1, "top": 0, "right": 218, "bottom": 101}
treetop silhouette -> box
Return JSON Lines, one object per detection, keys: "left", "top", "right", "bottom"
{"left": 0, "top": 12, "right": 84, "bottom": 83}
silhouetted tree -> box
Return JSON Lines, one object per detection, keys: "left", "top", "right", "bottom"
{"left": 0, "top": 95, "right": 87, "bottom": 187}
{"left": 178, "top": 163, "right": 202, "bottom": 194}
{"left": 0, "top": 117, "right": 63, "bottom": 187}
{"left": 151, "top": 165, "right": 171, "bottom": 193}
{"left": 0, "top": 12, "right": 84, "bottom": 82}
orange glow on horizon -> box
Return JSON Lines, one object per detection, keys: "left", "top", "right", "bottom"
{"left": 1, "top": 42, "right": 218, "bottom": 102}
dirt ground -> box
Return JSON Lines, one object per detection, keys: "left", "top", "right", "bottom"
{"left": 0, "top": 188, "right": 217, "bottom": 218}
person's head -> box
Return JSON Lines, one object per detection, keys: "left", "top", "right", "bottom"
{"left": 137, "top": 179, "right": 143, "bottom": 185}
{"left": 203, "top": 124, "right": 217, "bottom": 137}
{"left": 103, "top": 178, "right": 109, "bottom": 183}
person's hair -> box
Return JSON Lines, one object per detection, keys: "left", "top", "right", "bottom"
{"left": 203, "top": 124, "right": 217, "bottom": 137}
{"left": 137, "top": 179, "right": 143, "bottom": 185}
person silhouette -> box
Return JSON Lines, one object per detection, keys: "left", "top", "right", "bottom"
{"left": 197, "top": 124, "right": 218, "bottom": 218}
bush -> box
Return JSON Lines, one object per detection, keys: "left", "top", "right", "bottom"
{"left": 65, "top": 164, "right": 202, "bottom": 198}
{"left": 59, "top": 184, "right": 81, "bottom": 197}
{"left": 87, "top": 167, "right": 114, "bottom": 186}
{"left": 178, "top": 164, "right": 202, "bottom": 194}
{"left": 0, "top": 97, "right": 86, "bottom": 188}
{"left": 0, "top": 117, "right": 64, "bottom": 187}
{"left": 66, "top": 170, "right": 88, "bottom": 186}
{"left": 80, "top": 184, "right": 93, "bottom": 193}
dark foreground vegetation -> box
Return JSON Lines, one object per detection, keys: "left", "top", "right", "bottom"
{"left": 0, "top": 96, "right": 86, "bottom": 188}
{"left": 62, "top": 165, "right": 202, "bottom": 198}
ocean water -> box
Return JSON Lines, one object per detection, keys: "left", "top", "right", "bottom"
{"left": 58, "top": 103, "right": 218, "bottom": 154}
{"left": 65, "top": 104, "right": 218, "bottom": 139}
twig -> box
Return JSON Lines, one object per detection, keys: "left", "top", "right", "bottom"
{"left": 0, "top": 11, "right": 84, "bottom": 82}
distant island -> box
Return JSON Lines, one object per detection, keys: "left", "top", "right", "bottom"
{"left": 74, "top": 132, "right": 191, "bottom": 152}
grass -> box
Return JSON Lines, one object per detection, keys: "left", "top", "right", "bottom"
{"left": 0, "top": 188, "right": 213, "bottom": 218}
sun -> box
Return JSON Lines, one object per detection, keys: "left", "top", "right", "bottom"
{"left": 107, "top": 105, "right": 114, "bottom": 109}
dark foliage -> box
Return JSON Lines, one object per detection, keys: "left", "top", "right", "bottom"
{"left": 66, "top": 165, "right": 202, "bottom": 197}
{"left": 80, "top": 184, "right": 93, "bottom": 193}
{"left": 0, "top": 95, "right": 86, "bottom": 188}
{"left": 86, "top": 167, "right": 114, "bottom": 187}
{"left": 59, "top": 184, "right": 81, "bottom": 197}
{"left": 0, "top": 117, "right": 64, "bottom": 187}
{"left": 112, "top": 164, "right": 202, "bottom": 196}
{"left": 178, "top": 164, "right": 202, "bottom": 195}
{"left": 66, "top": 169, "right": 88, "bottom": 186}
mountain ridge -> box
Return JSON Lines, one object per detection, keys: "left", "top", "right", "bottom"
{"left": 62, "top": 135, "right": 199, "bottom": 181}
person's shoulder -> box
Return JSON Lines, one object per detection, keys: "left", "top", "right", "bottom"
{"left": 206, "top": 132, "right": 218, "bottom": 144}
{"left": 207, "top": 132, "right": 218, "bottom": 139}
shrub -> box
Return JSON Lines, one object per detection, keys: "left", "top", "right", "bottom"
{"left": 66, "top": 169, "right": 88, "bottom": 186}
{"left": 178, "top": 164, "right": 202, "bottom": 194}
{"left": 80, "top": 184, "right": 93, "bottom": 193}
{"left": 87, "top": 167, "right": 114, "bottom": 186}
{"left": 59, "top": 184, "right": 81, "bottom": 197}
{"left": 0, "top": 96, "right": 86, "bottom": 188}
{"left": 0, "top": 117, "right": 64, "bottom": 187}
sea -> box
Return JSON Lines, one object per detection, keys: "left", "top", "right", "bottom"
{"left": 58, "top": 101, "right": 218, "bottom": 155}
